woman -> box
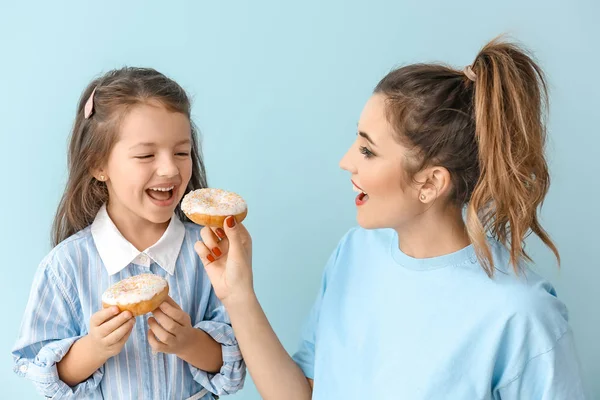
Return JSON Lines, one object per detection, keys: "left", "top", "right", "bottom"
{"left": 195, "top": 37, "right": 587, "bottom": 399}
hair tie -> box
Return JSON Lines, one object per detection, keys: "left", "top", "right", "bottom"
{"left": 84, "top": 87, "right": 97, "bottom": 119}
{"left": 463, "top": 65, "right": 477, "bottom": 82}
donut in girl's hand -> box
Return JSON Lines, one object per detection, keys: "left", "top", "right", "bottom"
{"left": 102, "top": 274, "right": 169, "bottom": 317}
{"left": 181, "top": 188, "right": 248, "bottom": 227}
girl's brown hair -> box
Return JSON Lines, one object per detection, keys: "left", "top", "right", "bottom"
{"left": 375, "top": 37, "right": 559, "bottom": 276}
{"left": 52, "top": 67, "right": 207, "bottom": 246}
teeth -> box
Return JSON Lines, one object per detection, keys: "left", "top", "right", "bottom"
{"left": 149, "top": 186, "right": 174, "bottom": 192}
{"left": 352, "top": 184, "right": 366, "bottom": 195}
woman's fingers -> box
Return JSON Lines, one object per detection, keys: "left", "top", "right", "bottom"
{"left": 200, "top": 226, "right": 228, "bottom": 260}
{"left": 194, "top": 240, "right": 217, "bottom": 264}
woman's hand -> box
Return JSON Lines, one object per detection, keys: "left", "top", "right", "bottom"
{"left": 194, "top": 216, "right": 254, "bottom": 307}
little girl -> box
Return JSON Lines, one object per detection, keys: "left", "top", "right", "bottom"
{"left": 12, "top": 67, "right": 245, "bottom": 399}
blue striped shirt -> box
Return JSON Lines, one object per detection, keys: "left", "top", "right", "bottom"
{"left": 12, "top": 204, "right": 246, "bottom": 399}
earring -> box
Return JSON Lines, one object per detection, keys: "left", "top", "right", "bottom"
{"left": 99, "top": 175, "right": 106, "bottom": 181}
{"left": 420, "top": 193, "right": 426, "bottom": 201}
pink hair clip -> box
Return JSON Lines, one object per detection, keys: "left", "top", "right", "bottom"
{"left": 84, "top": 87, "right": 97, "bottom": 119}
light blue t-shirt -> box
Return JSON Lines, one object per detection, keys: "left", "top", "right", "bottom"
{"left": 293, "top": 227, "right": 587, "bottom": 399}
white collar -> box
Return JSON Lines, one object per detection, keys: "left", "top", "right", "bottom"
{"left": 91, "top": 204, "right": 185, "bottom": 276}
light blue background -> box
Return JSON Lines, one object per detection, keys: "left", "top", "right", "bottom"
{"left": 1, "top": 1, "right": 598, "bottom": 398}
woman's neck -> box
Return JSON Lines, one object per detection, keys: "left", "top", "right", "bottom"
{"left": 396, "top": 206, "right": 471, "bottom": 259}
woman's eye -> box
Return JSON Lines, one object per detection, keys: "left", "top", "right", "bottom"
{"left": 359, "top": 146, "right": 375, "bottom": 158}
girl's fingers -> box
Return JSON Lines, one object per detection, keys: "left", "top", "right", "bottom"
{"left": 104, "top": 317, "right": 135, "bottom": 345}
{"left": 148, "top": 316, "right": 175, "bottom": 344}
{"left": 98, "top": 311, "right": 133, "bottom": 338}
{"left": 91, "top": 306, "right": 120, "bottom": 328}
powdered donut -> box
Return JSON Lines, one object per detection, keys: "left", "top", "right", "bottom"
{"left": 181, "top": 188, "right": 248, "bottom": 227}
{"left": 102, "top": 274, "right": 169, "bottom": 317}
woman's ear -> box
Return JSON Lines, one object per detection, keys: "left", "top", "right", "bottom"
{"left": 416, "top": 166, "right": 451, "bottom": 204}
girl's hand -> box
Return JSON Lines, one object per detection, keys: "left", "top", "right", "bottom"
{"left": 147, "top": 296, "right": 194, "bottom": 356}
{"left": 89, "top": 306, "right": 136, "bottom": 360}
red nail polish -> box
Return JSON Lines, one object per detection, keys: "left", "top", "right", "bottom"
{"left": 207, "top": 254, "right": 215, "bottom": 263}
{"left": 216, "top": 228, "right": 225, "bottom": 238}
{"left": 212, "top": 247, "right": 222, "bottom": 257}
{"left": 226, "top": 216, "right": 236, "bottom": 228}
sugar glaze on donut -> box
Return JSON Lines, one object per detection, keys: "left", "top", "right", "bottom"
{"left": 102, "top": 273, "right": 169, "bottom": 316}
{"left": 181, "top": 188, "right": 248, "bottom": 227}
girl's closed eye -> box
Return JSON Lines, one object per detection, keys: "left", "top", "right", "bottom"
{"left": 135, "top": 154, "right": 154, "bottom": 160}
{"left": 175, "top": 152, "right": 190, "bottom": 157}
{"left": 359, "top": 146, "right": 375, "bottom": 158}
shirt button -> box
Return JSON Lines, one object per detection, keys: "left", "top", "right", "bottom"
{"left": 139, "top": 254, "right": 148, "bottom": 264}
{"left": 19, "top": 365, "right": 28, "bottom": 373}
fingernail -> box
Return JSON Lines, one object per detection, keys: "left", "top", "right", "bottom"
{"left": 207, "top": 254, "right": 216, "bottom": 263}
{"left": 212, "top": 247, "right": 222, "bottom": 257}
{"left": 226, "top": 216, "right": 236, "bottom": 228}
{"left": 215, "top": 228, "right": 226, "bottom": 239}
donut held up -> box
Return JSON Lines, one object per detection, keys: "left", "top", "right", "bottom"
{"left": 181, "top": 188, "right": 248, "bottom": 228}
